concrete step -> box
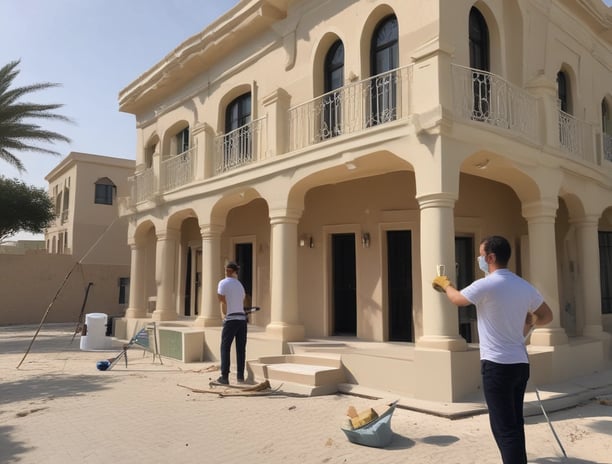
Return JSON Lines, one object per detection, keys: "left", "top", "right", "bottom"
{"left": 248, "top": 353, "right": 346, "bottom": 396}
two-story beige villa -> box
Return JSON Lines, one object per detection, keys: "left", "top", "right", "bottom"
{"left": 116, "top": 0, "right": 612, "bottom": 402}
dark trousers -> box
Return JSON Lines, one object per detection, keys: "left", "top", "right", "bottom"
{"left": 220, "top": 319, "right": 247, "bottom": 379}
{"left": 481, "top": 360, "right": 530, "bottom": 464}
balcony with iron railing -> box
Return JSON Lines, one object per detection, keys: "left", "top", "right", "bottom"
{"left": 124, "top": 64, "right": 609, "bottom": 208}
{"left": 452, "top": 64, "right": 540, "bottom": 143}
{"left": 602, "top": 133, "right": 612, "bottom": 162}
{"left": 289, "top": 65, "right": 413, "bottom": 152}
{"left": 160, "top": 145, "right": 197, "bottom": 192}
{"left": 214, "top": 116, "right": 267, "bottom": 174}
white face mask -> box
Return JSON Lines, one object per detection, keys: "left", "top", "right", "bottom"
{"left": 478, "top": 255, "right": 489, "bottom": 275}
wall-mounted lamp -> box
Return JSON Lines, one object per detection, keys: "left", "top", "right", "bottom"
{"left": 361, "top": 232, "right": 371, "bottom": 248}
{"left": 300, "top": 234, "right": 314, "bottom": 248}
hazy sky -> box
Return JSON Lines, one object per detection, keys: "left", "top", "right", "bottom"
{"left": 0, "top": 0, "right": 239, "bottom": 240}
{"left": 1, "top": 0, "right": 611, "bottom": 241}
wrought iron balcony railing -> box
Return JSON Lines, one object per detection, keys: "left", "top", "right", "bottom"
{"left": 161, "top": 145, "right": 196, "bottom": 192}
{"left": 129, "top": 167, "right": 155, "bottom": 205}
{"left": 214, "top": 116, "right": 267, "bottom": 174}
{"left": 452, "top": 64, "right": 540, "bottom": 143}
{"left": 603, "top": 133, "right": 612, "bottom": 162}
{"left": 288, "top": 65, "right": 413, "bottom": 152}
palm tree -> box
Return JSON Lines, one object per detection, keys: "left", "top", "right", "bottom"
{"left": 0, "top": 60, "right": 72, "bottom": 173}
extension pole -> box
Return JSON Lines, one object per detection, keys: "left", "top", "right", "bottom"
{"left": 16, "top": 262, "right": 80, "bottom": 369}
{"left": 15, "top": 217, "right": 122, "bottom": 369}
{"left": 535, "top": 388, "right": 567, "bottom": 458}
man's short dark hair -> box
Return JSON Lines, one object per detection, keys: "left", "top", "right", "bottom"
{"left": 481, "top": 235, "right": 511, "bottom": 266}
{"left": 226, "top": 261, "right": 239, "bottom": 271}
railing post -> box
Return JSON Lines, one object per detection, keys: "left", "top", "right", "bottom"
{"left": 263, "top": 88, "right": 290, "bottom": 157}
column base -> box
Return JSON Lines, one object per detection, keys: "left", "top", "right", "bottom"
{"left": 151, "top": 309, "right": 178, "bottom": 321}
{"left": 124, "top": 307, "right": 147, "bottom": 319}
{"left": 412, "top": 347, "right": 481, "bottom": 402}
{"left": 265, "top": 322, "right": 305, "bottom": 342}
{"left": 416, "top": 335, "right": 468, "bottom": 351}
{"left": 193, "top": 316, "right": 223, "bottom": 327}
{"left": 530, "top": 327, "right": 568, "bottom": 346}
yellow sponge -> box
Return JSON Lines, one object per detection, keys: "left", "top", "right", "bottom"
{"left": 350, "top": 408, "right": 379, "bottom": 429}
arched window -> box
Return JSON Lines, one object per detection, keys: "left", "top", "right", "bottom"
{"left": 557, "top": 71, "right": 570, "bottom": 113}
{"left": 222, "top": 93, "right": 252, "bottom": 171}
{"left": 369, "top": 15, "right": 399, "bottom": 125}
{"left": 94, "top": 177, "right": 116, "bottom": 205}
{"left": 469, "top": 7, "right": 490, "bottom": 120}
{"left": 225, "top": 93, "right": 251, "bottom": 133}
{"left": 322, "top": 40, "right": 344, "bottom": 139}
{"left": 602, "top": 99, "right": 612, "bottom": 161}
{"left": 469, "top": 8, "right": 489, "bottom": 72}
{"left": 175, "top": 127, "right": 189, "bottom": 155}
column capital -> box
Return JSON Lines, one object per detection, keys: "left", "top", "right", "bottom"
{"left": 569, "top": 214, "right": 600, "bottom": 227}
{"left": 156, "top": 227, "right": 180, "bottom": 242}
{"left": 522, "top": 199, "right": 558, "bottom": 220}
{"left": 415, "top": 192, "right": 457, "bottom": 210}
{"left": 269, "top": 207, "right": 302, "bottom": 223}
{"left": 200, "top": 223, "right": 224, "bottom": 238}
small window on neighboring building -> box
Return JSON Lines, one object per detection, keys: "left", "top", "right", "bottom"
{"left": 94, "top": 177, "right": 116, "bottom": 205}
{"left": 118, "top": 277, "right": 130, "bottom": 304}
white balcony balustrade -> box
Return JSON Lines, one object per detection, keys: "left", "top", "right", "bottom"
{"left": 129, "top": 167, "right": 155, "bottom": 205}
{"left": 214, "top": 116, "right": 267, "bottom": 174}
{"left": 558, "top": 110, "right": 594, "bottom": 162}
{"left": 452, "top": 64, "right": 540, "bottom": 143}
{"left": 603, "top": 133, "right": 612, "bottom": 162}
{"left": 289, "top": 65, "right": 413, "bottom": 152}
{"left": 161, "top": 145, "right": 196, "bottom": 192}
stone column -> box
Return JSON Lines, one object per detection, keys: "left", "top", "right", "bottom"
{"left": 192, "top": 122, "right": 215, "bottom": 179}
{"left": 522, "top": 200, "right": 568, "bottom": 345}
{"left": 152, "top": 227, "right": 180, "bottom": 321}
{"left": 265, "top": 208, "right": 305, "bottom": 341}
{"left": 124, "top": 240, "right": 146, "bottom": 318}
{"left": 194, "top": 224, "right": 224, "bottom": 327}
{"left": 573, "top": 216, "right": 608, "bottom": 339}
{"left": 416, "top": 193, "right": 467, "bottom": 351}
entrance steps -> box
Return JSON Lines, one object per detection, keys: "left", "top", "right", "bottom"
{"left": 248, "top": 353, "right": 346, "bottom": 396}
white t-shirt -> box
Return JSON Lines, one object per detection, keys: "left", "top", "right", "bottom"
{"left": 217, "top": 277, "right": 246, "bottom": 320}
{"left": 460, "top": 269, "right": 543, "bottom": 364}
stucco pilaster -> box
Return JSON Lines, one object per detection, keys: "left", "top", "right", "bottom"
{"left": 263, "top": 88, "right": 290, "bottom": 157}
{"left": 265, "top": 208, "right": 305, "bottom": 341}
{"left": 522, "top": 200, "right": 568, "bottom": 346}
{"left": 416, "top": 193, "right": 467, "bottom": 351}
{"left": 192, "top": 122, "right": 214, "bottom": 179}
{"left": 194, "top": 223, "right": 224, "bottom": 327}
{"left": 124, "top": 241, "right": 147, "bottom": 319}
{"left": 152, "top": 227, "right": 180, "bottom": 321}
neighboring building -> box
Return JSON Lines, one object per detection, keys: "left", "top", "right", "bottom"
{"left": 117, "top": 0, "right": 612, "bottom": 401}
{"left": 0, "top": 240, "right": 46, "bottom": 255}
{"left": 0, "top": 152, "right": 135, "bottom": 326}
{"left": 45, "top": 152, "right": 134, "bottom": 265}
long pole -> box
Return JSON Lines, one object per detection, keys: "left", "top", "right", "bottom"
{"left": 535, "top": 388, "right": 567, "bottom": 458}
{"left": 15, "top": 217, "right": 122, "bottom": 369}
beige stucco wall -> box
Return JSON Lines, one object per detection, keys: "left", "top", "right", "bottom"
{"left": 0, "top": 254, "right": 129, "bottom": 326}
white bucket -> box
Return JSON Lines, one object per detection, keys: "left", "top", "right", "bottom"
{"left": 80, "top": 313, "right": 111, "bottom": 351}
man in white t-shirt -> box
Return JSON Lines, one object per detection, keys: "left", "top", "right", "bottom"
{"left": 432, "top": 235, "right": 553, "bottom": 464}
{"left": 216, "top": 261, "right": 247, "bottom": 385}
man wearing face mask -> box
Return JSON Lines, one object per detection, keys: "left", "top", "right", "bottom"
{"left": 432, "top": 235, "right": 553, "bottom": 464}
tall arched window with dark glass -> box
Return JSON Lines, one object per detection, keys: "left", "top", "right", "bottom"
{"left": 557, "top": 71, "right": 570, "bottom": 113}
{"left": 469, "top": 7, "right": 490, "bottom": 120}
{"left": 224, "top": 92, "right": 252, "bottom": 170}
{"left": 322, "top": 40, "right": 344, "bottom": 139}
{"left": 602, "top": 99, "right": 612, "bottom": 161}
{"left": 370, "top": 15, "right": 398, "bottom": 126}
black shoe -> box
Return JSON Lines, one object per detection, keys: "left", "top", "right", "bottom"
{"left": 216, "top": 376, "right": 229, "bottom": 385}
{"left": 237, "top": 377, "right": 245, "bottom": 384}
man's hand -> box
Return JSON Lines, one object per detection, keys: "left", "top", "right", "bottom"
{"left": 432, "top": 275, "right": 452, "bottom": 293}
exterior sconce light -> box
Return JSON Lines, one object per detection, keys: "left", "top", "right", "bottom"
{"left": 361, "top": 232, "right": 370, "bottom": 248}
{"left": 300, "top": 234, "right": 314, "bottom": 248}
